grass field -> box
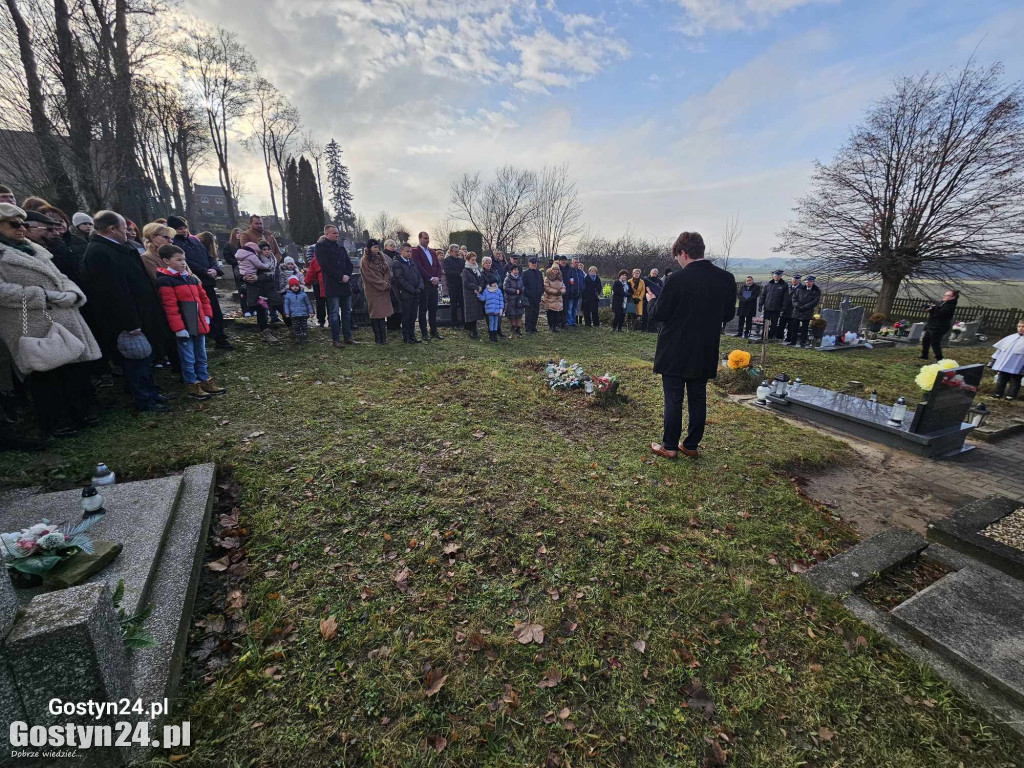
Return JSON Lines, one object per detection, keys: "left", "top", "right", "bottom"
{"left": 1, "top": 325, "right": 1020, "bottom": 767}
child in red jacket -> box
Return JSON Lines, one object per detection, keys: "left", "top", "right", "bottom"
{"left": 156, "top": 245, "right": 227, "bottom": 401}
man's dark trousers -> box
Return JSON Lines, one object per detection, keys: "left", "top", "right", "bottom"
{"left": 661, "top": 376, "right": 707, "bottom": 452}
{"left": 763, "top": 309, "right": 781, "bottom": 339}
{"left": 525, "top": 302, "right": 540, "bottom": 333}
{"left": 203, "top": 285, "right": 228, "bottom": 344}
{"left": 419, "top": 283, "right": 439, "bottom": 337}
{"left": 401, "top": 295, "right": 419, "bottom": 341}
{"left": 447, "top": 283, "right": 464, "bottom": 328}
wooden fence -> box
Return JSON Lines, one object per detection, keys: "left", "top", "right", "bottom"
{"left": 816, "top": 293, "right": 1022, "bottom": 336}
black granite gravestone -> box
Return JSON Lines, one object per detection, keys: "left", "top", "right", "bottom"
{"left": 909, "top": 364, "right": 984, "bottom": 435}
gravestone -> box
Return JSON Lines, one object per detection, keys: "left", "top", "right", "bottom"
{"left": 949, "top": 318, "right": 983, "bottom": 345}
{"left": 820, "top": 296, "right": 866, "bottom": 346}
{"left": 909, "top": 364, "right": 984, "bottom": 436}
{"left": 908, "top": 322, "right": 925, "bottom": 342}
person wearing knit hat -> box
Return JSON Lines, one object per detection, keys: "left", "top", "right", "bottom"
{"left": 169, "top": 215, "right": 233, "bottom": 350}
{"left": 282, "top": 274, "right": 314, "bottom": 344}
{"left": 72, "top": 212, "right": 93, "bottom": 237}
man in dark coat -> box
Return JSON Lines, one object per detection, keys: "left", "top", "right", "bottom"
{"left": 735, "top": 276, "right": 760, "bottom": 338}
{"left": 412, "top": 231, "right": 443, "bottom": 341}
{"left": 758, "top": 270, "right": 787, "bottom": 340}
{"left": 521, "top": 256, "right": 544, "bottom": 334}
{"left": 168, "top": 215, "right": 232, "bottom": 350}
{"left": 781, "top": 273, "right": 802, "bottom": 344}
{"left": 80, "top": 210, "right": 170, "bottom": 412}
{"left": 792, "top": 276, "right": 821, "bottom": 347}
{"left": 648, "top": 231, "right": 735, "bottom": 459}
{"left": 391, "top": 243, "right": 424, "bottom": 344}
{"left": 442, "top": 243, "right": 465, "bottom": 329}
{"left": 921, "top": 289, "right": 959, "bottom": 360}
{"left": 315, "top": 224, "right": 354, "bottom": 348}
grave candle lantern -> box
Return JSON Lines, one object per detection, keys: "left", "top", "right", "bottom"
{"left": 890, "top": 397, "right": 908, "bottom": 425}
{"left": 80, "top": 484, "right": 105, "bottom": 518}
{"left": 969, "top": 403, "right": 989, "bottom": 428}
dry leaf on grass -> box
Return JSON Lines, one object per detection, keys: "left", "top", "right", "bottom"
{"left": 319, "top": 615, "right": 339, "bottom": 641}
{"left": 207, "top": 555, "right": 230, "bottom": 572}
{"left": 537, "top": 668, "right": 562, "bottom": 688}
{"left": 395, "top": 567, "right": 411, "bottom": 593}
{"left": 633, "top": 639, "right": 647, "bottom": 654}
{"left": 512, "top": 622, "right": 545, "bottom": 645}
{"left": 424, "top": 667, "right": 448, "bottom": 697}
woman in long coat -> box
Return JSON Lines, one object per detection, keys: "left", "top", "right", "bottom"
{"left": 360, "top": 239, "right": 393, "bottom": 345}
{"left": 541, "top": 266, "right": 565, "bottom": 333}
{"left": 628, "top": 268, "right": 647, "bottom": 329}
{"left": 503, "top": 266, "right": 525, "bottom": 336}
{"left": 462, "top": 252, "right": 485, "bottom": 339}
{"left": 0, "top": 203, "right": 102, "bottom": 437}
{"left": 922, "top": 289, "right": 958, "bottom": 361}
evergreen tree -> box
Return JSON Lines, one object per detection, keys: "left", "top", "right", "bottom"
{"left": 294, "top": 156, "right": 324, "bottom": 245}
{"left": 325, "top": 138, "right": 355, "bottom": 234}
{"left": 284, "top": 157, "right": 300, "bottom": 240}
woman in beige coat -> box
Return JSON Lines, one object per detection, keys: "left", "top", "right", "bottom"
{"left": 541, "top": 266, "right": 566, "bottom": 333}
{"left": 0, "top": 203, "right": 102, "bottom": 437}
{"left": 359, "top": 239, "right": 393, "bottom": 345}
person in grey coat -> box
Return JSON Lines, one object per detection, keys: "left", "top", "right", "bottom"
{"left": 390, "top": 243, "right": 423, "bottom": 344}
{"left": 503, "top": 264, "right": 526, "bottom": 336}
{"left": 462, "top": 252, "right": 485, "bottom": 339}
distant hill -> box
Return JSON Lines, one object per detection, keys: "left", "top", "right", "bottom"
{"left": 713, "top": 257, "right": 1024, "bottom": 281}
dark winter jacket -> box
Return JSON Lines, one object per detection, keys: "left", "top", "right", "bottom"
{"left": 503, "top": 272, "right": 525, "bottom": 318}
{"left": 736, "top": 282, "right": 760, "bottom": 317}
{"left": 462, "top": 267, "right": 485, "bottom": 323}
{"left": 221, "top": 241, "right": 239, "bottom": 267}
{"left": 782, "top": 283, "right": 802, "bottom": 318}
{"left": 174, "top": 233, "right": 221, "bottom": 288}
{"left": 649, "top": 259, "right": 736, "bottom": 380}
{"left": 443, "top": 254, "right": 465, "bottom": 296}
{"left": 759, "top": 278, "right": 787, "bottom": 312}
{"left": 925, "top": 298, "right": 958, "bottom": 333}
{"left": 522, "top": 267, "right": 544, "bottom": 304}
{"left": 611, "top": 278, "right": 629, "bottom": 311}
{"left": 315, "top": 239, "right": 352, "bottom": 298}
{"left": 792, "top": 284, "right": 821, "bottom": 320}
{"left": 563, "top": 266, "right": 585, "bottom": 298}
{"left": 80, "top": 234, "right": 167, "bottom": 356}
{"left": 391, "top": 256, "right": 423, "bottom": 300}
{"left": 582, "top": 274, "right": 603, "bottom": 302}
{"left": 155, "top": 267, "right": 213, "bottom": 336}
{"left": 492, "top": 258, "right": 508, "bottom": 282}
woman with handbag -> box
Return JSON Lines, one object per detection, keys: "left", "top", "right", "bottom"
{"left": 0, "top": 203, "right": 102, "bottom": 437}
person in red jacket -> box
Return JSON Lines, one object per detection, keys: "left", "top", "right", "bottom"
{"left": 304, "top": 246, "right": 327, "bottom": 327}
{"left": 155, "top": 245, "right": 227, "bottom": 401}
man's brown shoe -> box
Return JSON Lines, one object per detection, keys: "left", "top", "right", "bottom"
{"left": 199, "top": 378, "right": 226, "bottom": 395}
{"left": 332, "top": 341, "right": 346, "bottom": 349}
{"left": 680, "top": 447, "right": 699, "bottom": 458}
{"left": 651, "top": 443, "right": 678, "bottom": 459}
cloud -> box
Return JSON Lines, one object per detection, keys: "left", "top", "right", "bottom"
{"left": 406, "top": 144, "right": 454, "bottom": 155}
{"left": 669, "top": 0, "right": 836, "bottom": 36}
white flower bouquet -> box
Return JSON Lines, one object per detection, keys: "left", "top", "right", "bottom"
{"left": 2, "top": 517, "right": 99, "bottom": 578}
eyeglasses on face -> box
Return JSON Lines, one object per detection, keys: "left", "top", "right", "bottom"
{"left": 2, "top": 220, "right": 27, "bottom": 229}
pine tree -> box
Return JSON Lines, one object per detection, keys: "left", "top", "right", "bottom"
{"left": 284, "top": 157, "right": 301, "bottom": 241}
{"left": 294, "top": 156, "right": 324, "bottom": 245}
{"left": 325, "top": 138, "right": 355, "bottom": 234}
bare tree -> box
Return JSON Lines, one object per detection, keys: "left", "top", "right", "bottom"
{"left": 576, "top": 227, "right": 673, "bottom": 276}
{"left": 533, "top": 163, "right": 584, "bottom": 259}
{"left": 450, "top": 165, "right": 539, "bottom": 254}
{"left": 244, "top": 77, "right": 299, "bottom": 225}
{"left": 712, "top": 213, "right": 742, "bottom": 272}
{"left": 370, "top": 209, "right": 406, "bottom": 243}
{"left": 175, "top": 24, "right": 255, "bottom": 225}
{"left": 302, "top": 132, "right": 325, "bottom": 204}
{"left": 777, "top": 60, "right": 1024, "bottom": 317}
{"left": 431, "top": 215, "right": 456, "bottom": 250}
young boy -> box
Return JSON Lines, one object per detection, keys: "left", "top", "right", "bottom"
{"left": 155, "top": 244, "right": 227, "bottom": 400}
{"left": 283, "top": 277, "right": 314, "bottom": 344}
{"left": 478, "top": 277, "right": 505, "bottom": 342}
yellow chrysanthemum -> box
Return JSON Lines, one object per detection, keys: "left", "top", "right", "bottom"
{"left": 915, "top": 359, "right": 958, "bottom": 391}
{"left": 727, "top": 349, "right": 751, "bottom": 370}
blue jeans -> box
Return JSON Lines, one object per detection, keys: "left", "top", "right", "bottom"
{"left": 123, "top": 354, "right": 159, "bottom": 408}
{"left": 565, "top": 296, "right": 581, "bottom": 326}
{"left": 327, "top": 295, "right": 352, "bottom": 342}
{"left": 488, "top": 314, "right": 500, "bottom": 331}
{"left": 176, "top": 335, "right": 209, "bottom": 385}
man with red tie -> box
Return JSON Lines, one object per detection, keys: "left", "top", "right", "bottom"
{"left": 412, "top": 231, "right": 444, "bottom": 341}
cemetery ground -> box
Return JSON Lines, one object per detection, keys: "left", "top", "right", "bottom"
{"left": 2, "top": 328, "right": 1021, "bottom": 767}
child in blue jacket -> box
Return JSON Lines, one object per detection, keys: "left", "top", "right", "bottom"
{"left": 478, "top": 278, "right": 505, "bottom": 342}
{"left": 283, "top": 277, "right": 314, "bottom": 344}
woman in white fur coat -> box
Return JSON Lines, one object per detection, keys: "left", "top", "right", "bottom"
{"left": 0, "top": 203, "right": 102, "bottom": 437}
{"left": 991, "top": 319, "right": 1024, "bottom": 401}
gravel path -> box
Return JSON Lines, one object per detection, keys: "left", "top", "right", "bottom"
{"left": 981, "top": 506, "right": 1024, "bottom": 550}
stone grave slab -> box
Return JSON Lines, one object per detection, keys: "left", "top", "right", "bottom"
{"left": 892, "top": 566, "right": 1024, "bottom": 707}
{"left": 928, "top": 496, "right": 1024, "bottom": 581}
{"left": 949, "top": 318, "right": 983, "bottom": 345}
{"left": 0, "top": 475, "right": 183, "bottom": 616}
{"left": 804, "top": 529, "right": 927, "bottom": 596}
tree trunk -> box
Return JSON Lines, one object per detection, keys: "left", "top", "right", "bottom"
{"left": 5, "top": 0, "right": 78, "bottom": 212}
{"left": 163, "top": 134, "right": 183, "bottom": 214}
{"left": 113, "top": 0, "right": 148, "bottom": 222}
{"left": 264, "top": 158, "right": 279, "bottom": 222}
{"left": 876, "top": 274, "right": 903, "bottom": 319}
{"left": 176, "top": 142, "right": 195, "bottom": 222}
{"left": 54, "top": 0, "right": 103, "bottom": 211}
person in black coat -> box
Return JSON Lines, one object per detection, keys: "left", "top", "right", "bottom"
{"left": 462, "top": 254, "right": 485, "bottom": 339}
{"left": 922, "top": 290, "right": 958, "bottom": 360}
{"left": 648, "top": 231, "right": 735, "bottom": 459}
{"left": 735, "top": 276, "right": 760, "bottom": 338}
{"left": 581, "top": 266, "right": 603, "bottom": 327}
{"left": 442, "top": 244, "right": 465, "bottom": 328}
{"left": 80, "top": 211, "right": 169, "bottom": 412}
{"left": 610, "top": 270, "right": 629, "bottom": 332}
{"left": 521, "top": 256, "right": 544, "bottom": 334}
{"left": 792, "top": 276, "right": 821, "bottom": 347}
{"left": 391, "top": 243, "right": 424, "bottom": 344}
{"left": 759, "top": 271, "right": 787, "bottom": 339}
{"left": 167, "top": 215, "right": 231, "bottom": 350}
{"left": 315, "top": 225, "right": 353, "bottom": 348}
{"left": 781, "top": 274, "right": 802, "bottom": 343}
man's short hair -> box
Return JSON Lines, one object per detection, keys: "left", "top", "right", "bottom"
{"left": 448, "top": 243, "right": 458, "bottom": 250}
{"left": 93, "top": 210, "right": 123, "bottom": 233}
{"left": 158, "top": 244, "right": 184, "bottom": 260}
{"left": 746, "top": 275, "right": 753, "bottom": 280}
{"left": 671, "top": 231, "right": 705, "bottom": 259}
{"left": 250, "top": 215, "right": 261, "bottom": 223}
{"left": 400, "top": 243, "right": 411, "bottom": 250}
{"left": 418, "top": 231, "right": 428, "bottom": 238}
{"left": 324, "top": 224, "right": 338, "bottom": 233}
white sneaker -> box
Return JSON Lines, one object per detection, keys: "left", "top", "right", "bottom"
{"left": 243, "top": 312, "right": 252, "bottom": 318}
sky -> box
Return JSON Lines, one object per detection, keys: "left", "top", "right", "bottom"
{"left": 181, "top": 0, "right": 1024, "bottom": 257}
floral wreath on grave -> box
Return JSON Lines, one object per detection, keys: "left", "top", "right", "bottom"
{"left": 2, "top": 517, "right": 99, "bottom": 578}
{"left": 727, "top": 349, "right": 751, "bottom": 370}
{"left": 914, "top": 359, "right": 959, "bottom": 391}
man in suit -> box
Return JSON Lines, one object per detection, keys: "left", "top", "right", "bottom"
{"left": 648, "top": 231, "right": 736, "bottom": 459}
{"left": 392, "top": 243, "right": 424, "bottom": 344}
{"left": 315, "top": 224, "right": 353, "bottom": 349}
{"left": 412, "top": 231, "right": 443, "bottom": 341}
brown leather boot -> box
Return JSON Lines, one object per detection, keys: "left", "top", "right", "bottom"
{"left": 187, "top": 382, "right": 212, "bottom": 401}
{"left": 200, "top": 378, "right": 226, "bottom": 395}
